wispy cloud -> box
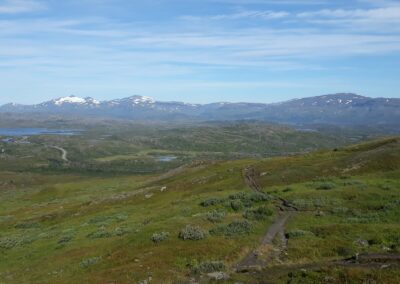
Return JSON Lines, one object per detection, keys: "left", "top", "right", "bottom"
{"left": 182, "top": 10, "right": 289, "bottom": 21}
{"left": 0, "top": 0, "right": 400, "bottom": 103}
{"left": 0, "top": 0, "right": 45, "bottom": 14}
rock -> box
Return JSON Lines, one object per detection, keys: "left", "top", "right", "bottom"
{"left": 160, "top": 186, "right": 167, "bottom": 192}
{"left": 355, "top": 239, "right": 369, "bottom": 247}
{"left": 207, "top": 272, "right": 229, "bottom": 280}
{"left": 145, "top": 194, "right": 153, "bottom": 199}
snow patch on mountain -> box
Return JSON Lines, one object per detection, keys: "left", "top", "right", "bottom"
{"left": 53, "top": 96, "right": 100, "bottom": 106}
{"left": 131, "top": 96, "right": 155, "bottom": 105}
{"left": 54, "top": 96, "right": 86, "bottom": 105}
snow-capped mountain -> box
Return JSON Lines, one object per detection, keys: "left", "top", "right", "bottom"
{"left": 40, "top": 96, "right": 100, "bottom": 107}
{"left": 1, "top": 93, "right": 399, "bottom": 126}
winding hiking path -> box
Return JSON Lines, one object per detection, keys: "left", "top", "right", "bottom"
{"left": 50, "top": 146, "right": 69, "bottom": 162}
{"left": 236, "top": 167, "right": 297, "bottom": 272}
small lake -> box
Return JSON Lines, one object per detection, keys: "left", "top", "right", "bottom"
{"left": 0, "top": 128, "right": 79, "bottom": 137}
{"left": 156, "top": 156, "right": 177, "bottom": 162}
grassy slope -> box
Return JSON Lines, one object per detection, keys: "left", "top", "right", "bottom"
{"left": 0, "top": 137, "right": 399, "bottom": 283}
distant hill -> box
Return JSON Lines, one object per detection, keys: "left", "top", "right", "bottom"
{"left": 1, "top": 93, "right": 399, "bottom": 126}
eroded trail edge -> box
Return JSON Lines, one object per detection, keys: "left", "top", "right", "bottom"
{"left": 236, "top": 167, "right": 298, "bottom": 272}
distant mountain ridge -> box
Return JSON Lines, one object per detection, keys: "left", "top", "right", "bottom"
{"left": 1, "top": 93, "right": 399, "bottom": 126}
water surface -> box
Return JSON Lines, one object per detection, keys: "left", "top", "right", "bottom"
{"left": 156, "top": 156, "right": 177, "bottom": 162}
{"left": 0, "top": 128, "right": 79, "bottom": 137}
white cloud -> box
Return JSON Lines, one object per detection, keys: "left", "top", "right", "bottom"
{"left": 0, "top": 0, "right": 45, "bottom": 14}
{"left": 297, "top": 5, "right": 400, "bottom": 30}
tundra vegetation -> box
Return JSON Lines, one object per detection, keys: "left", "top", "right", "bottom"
{"left": 0, "top": 120, "right": 399, "bottom": 283}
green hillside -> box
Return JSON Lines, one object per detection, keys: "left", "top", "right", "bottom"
{"left": 0, "top": 137, "right": 399, "bottom": 283}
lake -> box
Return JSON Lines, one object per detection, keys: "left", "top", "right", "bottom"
{"left": 0, "top": 128, "right": 80, "bottom": 137}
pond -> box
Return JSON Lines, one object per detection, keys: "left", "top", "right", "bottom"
{"left": 0, "top": 128, "right": 80, "bottom": 137}
{"left": 155, "top": 156, "right": 178, "bottom": 162}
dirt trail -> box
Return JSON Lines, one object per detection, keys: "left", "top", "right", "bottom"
{"left": 236, "top": 211, "right": 294, "bottom": 272}
{"left": 50, "top": 146, "right": 69, "bottom": 162}
{"left": 236, "top": 167, "right": 297, "bottom": 272}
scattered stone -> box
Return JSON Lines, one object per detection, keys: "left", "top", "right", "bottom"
{"left": 145, "top": 194, "right": 153, "bottom": 199}
{"left": 160, "top": 186, "right": 167, "bottom": 192}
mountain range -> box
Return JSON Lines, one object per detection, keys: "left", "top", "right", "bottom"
{"left": 1, "top": 93, "right": 399, "bottom": 126}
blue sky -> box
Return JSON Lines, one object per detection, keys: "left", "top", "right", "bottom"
{"left": 0, "top": 0, "right": 400, "bottom": 104}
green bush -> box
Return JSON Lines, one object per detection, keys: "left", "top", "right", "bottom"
{"left": 151, "top": 232, "right": 169, "bottom": 243}
{"left": 0, "top": 237, "right": 18, "bottom": 249}
{"left": 243, "top": 206, "right": 273, "bottom": 220}
{"left": 210, "top": 220, "right": 252, "bottom": 237}
{"left": 179, "top": 225, "right": 206, "bottom": 241}
{"left": 229, "top": 192, "right": 247, "bottom": 200}
{"left": 247, "top": 192, "right": 270, "bottom": 202}
{"left": 200, "top": 198, "right": 224, "bottom": 207}
{"left": 230, "top": 200, "right": 244, "bottom": 211}
{"left": 285, "top": 229, "right": 314, "bottom": 239}
{"left": 315, "top": 182, "right": 336, "bottom": 190}
{"left": 192, "top": 261, "right": 225, "bottom": 274}
{"left": 206, "top": 210, "right": 226, "bottom": 223}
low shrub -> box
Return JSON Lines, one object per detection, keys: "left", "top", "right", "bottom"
{"left": 86, "top": 226, "right": 130, "bottom": 239}
{"left": 343, "top": 180, "right": 364, "bottom": 186}
{"left": 200, "top": 198, "right": 224, "bottom": 207}
{"left": 282, "top": 187, "right": 293, "bottom": 192}
{"left": 58, "top": 235, "right": 74, "bottom": 244}
{"left": 229, "top": 192, "right": 247, "bottom": 200}
{"left": 192, "top": 261, "right": 225, "bottom": 274}
{"left": 243, "top": 206, "right": 273, "bottom": 220}
{"left": 113, "top": 227, "right": 130, "bottom": 236}
{"left": 230, "top": 200, "right": 244, "bottom": 211}
{"left": 87, "top": 230, "right": 113, "bottom": 239}
{"left": 285, "top": 229, "right": 314, "bottom": 239}
{"left": 0, "top": 237, "right": 18, "bottom": 249}
{"left": 229, "top": 192, "right": 270, "bottom": 204}
{"left": 210, "top": 220, "right": 252, "bottom": 237}
{"left": 330, "top": 207, "right": 349, "bottom": 215}
{"left": 14, "top": 222, "right": 40, "bottom": 229}
{"left": 247, "top": 192, "right": 270, "bottom": 202}
{"left": 151, "top": 231, "right": 169, "bottom": 244}
{"left": 79, "top": 257, "right": 102, "bottom": 268}
{"left": 315, "top": 182, "right": 336, "bottom": 190}
{"left": 206, "top": 210, "right": 226, "bottom": 223}
{"left": 179, "top": 225, "right": 206, "bottom": 241}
